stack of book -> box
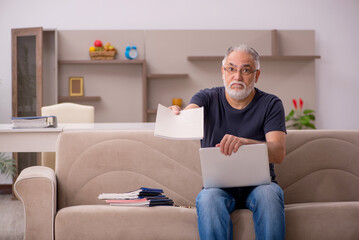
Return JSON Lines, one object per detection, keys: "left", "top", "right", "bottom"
{"left": 11, "top": 116, "right": 57, "bottom": 128}
{"left": 98, "top": 187, "right": 174, "bottom": 207}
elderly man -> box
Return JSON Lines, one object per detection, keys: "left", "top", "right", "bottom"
{"left": 170, "top": 44, "right": 286, "bottom": 240}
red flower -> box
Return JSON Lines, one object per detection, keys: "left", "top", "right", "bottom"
{"left": 292, "top": 99, "right": 297, "bottom": 110}
{"left": 299, "top": 98, "right": 303, "bottom": 110}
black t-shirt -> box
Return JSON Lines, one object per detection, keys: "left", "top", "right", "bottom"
{"left": 190, "top": 87, "right": 286, "bottom": 180}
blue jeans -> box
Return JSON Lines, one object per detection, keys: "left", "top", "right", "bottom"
{"left": 196, "top": 182, "right": 285, "bottom": 240}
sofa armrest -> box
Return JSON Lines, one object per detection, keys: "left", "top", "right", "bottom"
{"left": 14, "top": 166, "right": 56, "bottom": 240}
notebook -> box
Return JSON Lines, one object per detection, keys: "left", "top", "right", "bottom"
{"left": 199, "top": 143, "right": 271, "bottom": 188}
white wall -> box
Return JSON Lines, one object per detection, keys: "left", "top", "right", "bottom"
{"left": 1, "top": 0, "right": 358, "bottom": 129}
{"left": 1, "top": 0, "right": 358, "bottom": 183}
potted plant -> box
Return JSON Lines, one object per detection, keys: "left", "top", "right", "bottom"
{"left": 286, "top": 98, "right": 316, "bottom": 129}
{"left": 0, "top": 152, "right": 17, "bottom": 178}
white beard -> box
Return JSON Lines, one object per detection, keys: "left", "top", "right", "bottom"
{"left": 223, "top": 77, "right": 256, "bottom": 100}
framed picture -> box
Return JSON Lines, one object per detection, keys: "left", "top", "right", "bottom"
{"left": 69, "top": 77, "right": 84, "bottom": 96}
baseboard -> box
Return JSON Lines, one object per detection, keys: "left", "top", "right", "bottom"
{"left": 0, "top": 184, "right": 12, "bottom": 194}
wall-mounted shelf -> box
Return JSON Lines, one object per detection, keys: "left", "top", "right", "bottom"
{"left": 187, "top": 30, "right": 320, "bottom": 62}
{"left": 147, "top": 73, "right": 188, "bottom": 79}
{"left": 147, "top": 109, "right": 157, "bottom": 114}
{"left": 58, "top": 96, "right": 101, "bottom": 102}
{"left": 58, "top": 58, "right": 148, "bottom": 121}
{"left": 54, "top": 29, "right": 320, "bottom": 123}
{"left": 58, "top": 59, "right": 145, "bottom": 65}
{"left": 261, "top": 56, "right": 321, "bottom": 60}
{"left": 187, "top": 55, "right": 320, "bottom": 61}
{"left": 187, "top": 56, "right": 223, "bottom": 61}
{"left": 146, "top": 74, "right": 188, "bottom": 116}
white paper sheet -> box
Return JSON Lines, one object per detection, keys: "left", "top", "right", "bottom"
{"left": 154, "top": 104, "right": 203, "bottom": 140}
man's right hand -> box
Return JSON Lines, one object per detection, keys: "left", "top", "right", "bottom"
{"left": 169, "top": 103, "right": 200, "bottom": 115}
{"left": 169, "top": 105, "right": 181, "bottom": 115}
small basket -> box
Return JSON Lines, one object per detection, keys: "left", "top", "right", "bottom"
{"left": 89, "top": 51, "right": 116, "bottom": 60}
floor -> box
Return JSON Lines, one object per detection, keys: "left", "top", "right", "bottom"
{"left": 0, "top": 194, "right": 24, "bottom": 240}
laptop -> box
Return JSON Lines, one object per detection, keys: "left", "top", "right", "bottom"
{"left": 199, "top": 143, "right": 271, "bottom": 188}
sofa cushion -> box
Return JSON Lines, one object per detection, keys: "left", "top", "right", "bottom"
{"left": 276, "top": 130, "right": 359, "bottom": 204}
{"left": 56, "top": 131, "right": 202, "bottom": 209}
{"left": 55, "top": 205, "right": 256, "bottom": 240}
{"left": 231, "top": 209, "right": 256, "bottom": 239}
{"left": 54, "top": 202, "right": 359, "bottom": 240}
{"left": 55, "top": 205, "right": 199, "bottom": 240}
{"left": 284, "top": 201, "right": 359, "bottom": 240}
{"left": 230, "top": 202, "right": 359, "bottom": 240}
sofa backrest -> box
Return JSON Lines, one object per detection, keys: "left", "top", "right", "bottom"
{"left": 56, "top": 130, "right": 202, "bottom": 210}
{"left": 276, "top": 130, "right": 359, "bottom": 204}
{"left": 56, "top": 130, "right": 359, "bottom": 209}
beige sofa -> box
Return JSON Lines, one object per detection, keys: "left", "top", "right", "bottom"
{"left": 14, "top": 130, "right": 359, "bottom": 240}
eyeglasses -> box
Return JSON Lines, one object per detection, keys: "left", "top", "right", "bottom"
{"left": 223, "top": 65, "right": 258, "bottom": 76}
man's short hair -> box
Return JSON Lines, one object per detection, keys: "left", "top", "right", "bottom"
{"left": 222, "top": 44, "right": 260, "bottom": 70}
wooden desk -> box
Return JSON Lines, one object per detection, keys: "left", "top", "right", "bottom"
{"left": 0, "top": 123, "right": 155, "bottom": 152}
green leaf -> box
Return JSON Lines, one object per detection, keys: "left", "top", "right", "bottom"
{"left": 0, "top": 152, "right": 17, "bottom": 178}
{"left": 299, "top": 116, "right": 310, "bottom": 125}
{"left": 308, "top": 114, "right": 315, "bottom": 120}
{"left": 285, "top": 110, "right": 295, "bottom": 121}
{"left": 287, "top": 123, "right": 301, "bottom": 129}
{"left": 303, "top": 109, "right": 315, "bottom": 114}
{"left": 305, "top": 123, "right": 316, "bottom": 129}
{"left": 286, "top": 124, "right": 295, "bottom": 129}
